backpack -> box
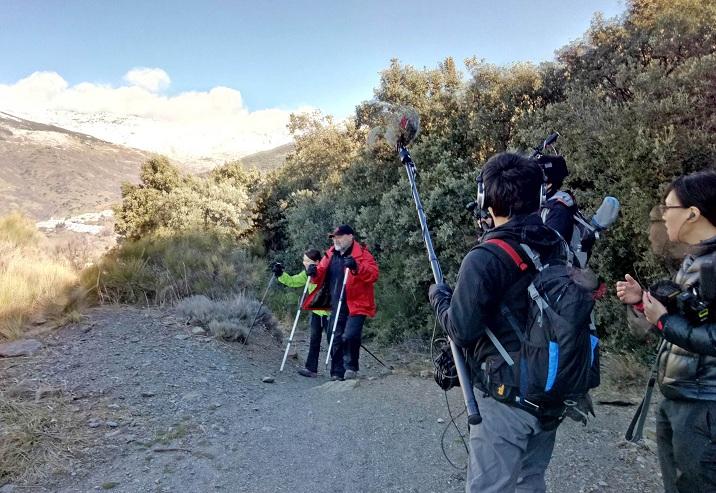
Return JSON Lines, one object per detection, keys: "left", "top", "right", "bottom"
{"left": 541, "top": 191, "right": 597, "bottom": 268}
{"left": 480, "top": 238, "right": 601, "bottom": 410}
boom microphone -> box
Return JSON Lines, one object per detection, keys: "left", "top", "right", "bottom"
{"left": 590, "top": 196, "right": 620, "bottom": 231}
{"left": 367, "top": 102, "right": 482, "bottom": 426}
{"left": 386, "top": 106, "right": 420, "bottom": 147}
{"left": 365, "top": 102, "right": 420, "bottom": 148}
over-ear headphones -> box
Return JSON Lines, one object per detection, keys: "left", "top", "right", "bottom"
{"left": 476, "top": 166, "right": 548, "bottom": 212}
{"left": 476, "top": 171, "right": 486, "bottom": 210}
{"left": 538, "top": 168, "right": 548, "bottom": 207}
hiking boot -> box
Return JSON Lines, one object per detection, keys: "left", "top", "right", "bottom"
{"left": 330, "top": 375, "right": 344, "bottom": 381}
{"left": 297, "top": 368, "right": 318, "bottom": 378}
{"left": 344, "top": 369, "right": 358, "bottom": 380}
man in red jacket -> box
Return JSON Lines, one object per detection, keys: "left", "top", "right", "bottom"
{"left": 302, "top": 225, "right": 379, "bottom": 380}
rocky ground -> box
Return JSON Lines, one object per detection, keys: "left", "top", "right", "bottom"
{"left": 0, "top": 305, "right": 662, "bottom": 492}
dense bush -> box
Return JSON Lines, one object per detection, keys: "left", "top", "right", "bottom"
{"left": 114, "top": 157, "right": 259, "bottom": 241}
{"left": 93, "top": 157, "right": 275, "bottom": 318}
{"left": 257, "top": 0, "right": 716, "bottom": 345}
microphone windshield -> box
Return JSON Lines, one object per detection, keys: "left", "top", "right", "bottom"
{"left": 385, "top": 106, "right": 420, "bottom": 146}
{"left": 591, "top": 196, "right": 620, "bottom": 230}
{"left": 364, "top": 101, "right": 420, "bottom": 148}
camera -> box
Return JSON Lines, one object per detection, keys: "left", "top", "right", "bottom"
{"left": 649, "top": 279, "right": 710, "bottom": 324}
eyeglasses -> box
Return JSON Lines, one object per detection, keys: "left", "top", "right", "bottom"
{"left": 657, "top": 204, "right": 686, "bottom": 215}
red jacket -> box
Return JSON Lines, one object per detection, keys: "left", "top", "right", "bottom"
{"left": 302, "top": 242, "right": 379, "bottom": 317}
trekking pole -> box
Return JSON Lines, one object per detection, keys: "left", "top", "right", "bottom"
{"left": 244, "top": 273, "right": 276, "bottom": 345}
{"left": 325, "top": 267, "right": 350, "bottom": 369}
{"left": 279, "top": 278, "right": 311, "bottom": 372}
{"left": 360, "top": 344, "right": 394, "bottom": 370}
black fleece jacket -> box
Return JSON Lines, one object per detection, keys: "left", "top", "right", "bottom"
{"left": 429, "top": 213, "right": 563, "bottom": 380}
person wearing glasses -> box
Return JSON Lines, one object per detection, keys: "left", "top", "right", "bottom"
{"left": 616, "top": 170, "right": 716, "bottom": 492}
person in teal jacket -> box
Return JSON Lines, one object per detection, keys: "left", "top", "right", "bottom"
{"left": 273, "top": 249, "right": 330, "bottom": 378}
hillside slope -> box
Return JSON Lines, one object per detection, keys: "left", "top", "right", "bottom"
{"left": 0, "top": 111, "right": 152, "bottom": 219}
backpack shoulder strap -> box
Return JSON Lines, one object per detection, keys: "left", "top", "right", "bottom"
{"left": 482, "top": 238, "right": 530, "bottom": 272}
{"left": 480, "top": 238, "right": 534, "bottom": 349}
{"left": 518, "top": 243, "right": 544, "bottom": 271}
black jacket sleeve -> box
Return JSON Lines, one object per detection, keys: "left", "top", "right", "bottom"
{"left": 544, "top": 202, "right": 574, "bottom": 242}
{"left": 661, "top": 314, "right": 716, "bottom": 357}
{"left": 429, "top": 248, "right": 510, "bottom": 349}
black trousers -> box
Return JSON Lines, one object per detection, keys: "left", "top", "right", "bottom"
{"left": 657, "top": 398, "right": 716, "bottom": 493}
{"left": 304, "top": 313, "right": 330, "bottom": 373}
{"left": 327, "top": 310, "right": 366, "bottom": 378}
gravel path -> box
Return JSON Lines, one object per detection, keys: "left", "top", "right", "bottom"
{"left": 1, "top": 306, "right": 663, "bottom": 492}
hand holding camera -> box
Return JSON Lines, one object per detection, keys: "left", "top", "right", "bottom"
{"left": 646, "top": 279, "right": 711, "bottom": 326}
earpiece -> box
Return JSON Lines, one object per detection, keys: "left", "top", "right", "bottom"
{"left": 688, "top": 211, "right": 696, "bottom": 220}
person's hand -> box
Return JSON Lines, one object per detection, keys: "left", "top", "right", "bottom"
{"left": 565, "top": 393, "right": 595, "bottom": 426}
{"left": 428, "top": 283, "right": 453, "bottom": 305}
{"left": 643, "top": 291, "right": 668, "bottom": 326}
{"left": 616, "top": 274, "right": 643, "bottom": 305}
{"left": 271, "top": 262, "right": 284, "bottom": 277}
{"left": 344, "top": 256, "right": 357, "bottom": 272}
{"left": 306, "top": 264, "right": 318, "bottom": 277}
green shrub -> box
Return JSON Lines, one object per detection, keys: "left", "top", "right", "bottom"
{"left": 114, "top": 157, "right": 257, "bottom": 241}
{"left": 257, "top": 0, "right": 716, "bottom": 348}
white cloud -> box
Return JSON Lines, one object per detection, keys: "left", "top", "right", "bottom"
{"left": 0, "top": 69, "right": 308, "bottom": 164}
{"left": 123, "top": 67, "right": 171, "bottom": 93}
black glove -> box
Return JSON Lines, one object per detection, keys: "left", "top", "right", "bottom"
{"left": 428, "top": 283, "right": 453, "bottom": 307}
{"left": 271, "top": 262, "right": 284, "bottom": 276}
{"left": 564, "top": 393, "right": 595, "bottom": 426}
{"left": 306, "top": 264, "right": 318, "bottom": 277}
{"left": 344, "top": 256, "right": 358, "bottom": 272}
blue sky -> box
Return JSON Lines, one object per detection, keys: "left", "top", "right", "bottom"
{"left": 1, "top": 0, "right": 625, "bottom": 117}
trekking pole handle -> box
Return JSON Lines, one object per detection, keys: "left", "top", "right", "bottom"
{"left": 400, "top": 146, "right": 482, "bottom": 425}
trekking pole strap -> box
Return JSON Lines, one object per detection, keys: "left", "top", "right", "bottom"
{"left": 625, "top": 340, "right": 665, "bottom": 442}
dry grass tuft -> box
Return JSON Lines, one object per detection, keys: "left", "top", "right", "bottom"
{"left": 0, "top": 390, "right": 87, "bottom": 484}
{"left": 0, "top": 213, "right": 82, "bottom": 340}
{"left": 177, "top": 294, "right": 281, "bottom": 343}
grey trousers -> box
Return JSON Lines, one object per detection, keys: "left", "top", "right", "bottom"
{"left": 466, "top": 392, "right": 557, "bottom": 493}
{"left": 656, "top": 398, "right": 716, "bottom": 493}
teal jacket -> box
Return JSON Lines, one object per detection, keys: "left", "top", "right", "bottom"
{"left": 278, "top": 271, "right": 330, "bottom": 317}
